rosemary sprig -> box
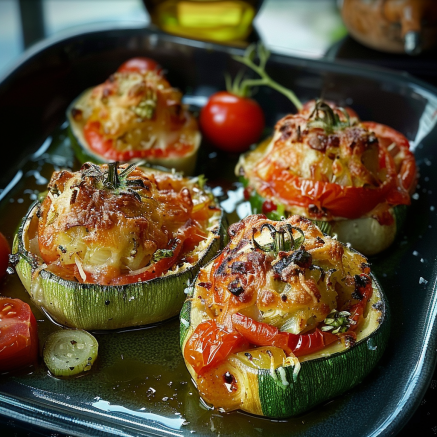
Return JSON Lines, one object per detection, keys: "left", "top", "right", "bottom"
{"left": 307, "top": 99, "right": 351, "bottom": 133}
{"left": 232, "top": 43, "right": 303, "bottom": 111}
{"left": 252, "top": 223, "right": 305, "bottom": 256}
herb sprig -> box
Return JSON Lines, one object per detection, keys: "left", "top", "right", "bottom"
{"left": 230, "top": 43, "right": 303, "bottom": 111}
{"left": 307, "top": 99, "right": 351, "bottom": 133}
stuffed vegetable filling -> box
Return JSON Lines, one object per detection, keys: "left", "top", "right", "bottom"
{"left": 33, "top": 162, "right": 219, "bottom": 285}
{"left": 238, "top": 100, "right": 416, "bottom": 222}
{"left": 183, "top": 214, "right": 382, "bottom": 411}
{"left": 70, "top": 66, "right": 199, "bottom": 162}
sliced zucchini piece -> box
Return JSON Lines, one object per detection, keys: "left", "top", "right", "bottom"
{"left": 332, "top": 214, "right": 397, "bottom": 256}
{"left": 43, "top": 329, "right": 98, "bottom": 377}
{"left": 67, "top": 89, "right": 200, "bottom": 175}
{"left": 180, "top": 216, "right": 390, "bottom": 418}
{"left": 12, "top": 201, "right": 223, "bottom": 330}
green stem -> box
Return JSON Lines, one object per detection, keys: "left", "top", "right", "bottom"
{"left": 233, "top": 45, "right": 303, "bottom": 111}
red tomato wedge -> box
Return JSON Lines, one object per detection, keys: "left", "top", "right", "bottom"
{"left": 0, "top": 298, "right": 38, "bottom": 372}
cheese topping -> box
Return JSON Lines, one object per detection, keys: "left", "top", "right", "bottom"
{"left": 194, "top": 214, "right": 370, "bottom": 335}
{"left": 71, "top": 70, "right": 199, "bottom": 160}
{"left": 36, "top": 163, "right": 220, "bottom": 285}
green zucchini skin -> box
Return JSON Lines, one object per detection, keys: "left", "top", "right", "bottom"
{"left": 14, "top": 202, "right": 224, "bottom": 331}
{"left": 258, "top": 279, "right": 389, "bottom": 418}
{"left": 180, "top": 258, "right": 390, "bottom": 418}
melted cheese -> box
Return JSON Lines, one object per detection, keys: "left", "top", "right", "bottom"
{"left": 36, "top": 163, "right": 220, "bottom": 285}
{"left": 72, "top": 70, "right": 199, "bottom": 158}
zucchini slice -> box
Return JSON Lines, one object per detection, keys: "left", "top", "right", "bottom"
{"left": 68, "top": 84, "right": 200, "bottom": 176}
{"left": 180, "top": 214, "right": 390, "bottom": 418}
{"left": 43, "top": 329, "right": 98, "bottom": 376}
{"left": 12, "top": 165, "right": 224, "bottom": 330}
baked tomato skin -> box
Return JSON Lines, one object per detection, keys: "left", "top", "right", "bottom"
{"left": 117, "top": 57, "right": 162, "bottom": 74}
{"left": 0, "top": 232, "right": 10, "bottom": 279}
{"left": 200, "top": 91, "right": 265, "bottom": 153}
{"left": 184, "top": 319, "right": 249, "bottom": 375}
{"left": 0, "top": 298, "right": 38, "bottom": 373}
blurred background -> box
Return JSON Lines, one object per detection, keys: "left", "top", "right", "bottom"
{"left": 0, "top": 0, "right": 347, "bottom": 76}
{"left": 2, "top": 0, "right": 436, "bottom": 84}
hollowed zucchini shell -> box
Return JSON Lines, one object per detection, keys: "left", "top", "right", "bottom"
{"left": 67, "top": 89, "right": 201, "bottom": 175}
{"left": 13, "top": 201, "right": 224, "bottom": 331}
{"left": 180, "top": 259, "right": 390, "bottom": 419}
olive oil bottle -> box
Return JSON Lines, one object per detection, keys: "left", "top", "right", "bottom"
{"left": 143, "top": 0, "right": 263, "bottom": 43}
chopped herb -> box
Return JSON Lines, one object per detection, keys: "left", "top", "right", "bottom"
{"left": 322, "top": 309, "right": 351, "bottom": 334}
{"left": 153, "top": 249, "right": 174, "bottom": 262}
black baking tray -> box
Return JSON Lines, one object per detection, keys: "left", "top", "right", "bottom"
{"left": 0, "top": 23, "right": 437, "bottom": 437}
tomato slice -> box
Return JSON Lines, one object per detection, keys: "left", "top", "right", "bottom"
{"left": 231, "top": 313, "right": 338, "bottom": 357}
{"left": 184, "top": 319, "right": 248, "bottom": 375}
{"left": 117, "top": 57, "right": 162, "bottom": 74}
{"left": 185, "top": 313, "right": 339, "bottom": 375}
{"left": 0, "top": 298, "right": 38, "bottom": 372}
{"left": 362, "top": 121, "right": 417, "bottom": 194}
{"left": 83, "top": 120, "right": 193, "bottom": 162}
{"left": 258, "top": 161, "right": 394, "bottom": 219}
{"left": 346, "top": 273, "right": 373, "bottom": 330}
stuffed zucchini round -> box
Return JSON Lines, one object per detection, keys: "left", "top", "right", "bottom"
{"left": 12, "top": 162, "right": 223, "bottom": 330}
{"left": 67, "top": 58, "right": 200, "bottom": 175}
{"left": 180, "top": 214, "right": 389, "bottom": 418}
{"left": 237, "top": 99, "right": 416, "bottom": 255}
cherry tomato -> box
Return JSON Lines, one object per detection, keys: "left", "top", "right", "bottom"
{"left": 0, "top": 298, "right": 38, "bottom": 372}
{"left": 184, "top": 319, "right": 248, "bottom": 375}
{"left": 262, "top": 199, "right": 277, "bottom": 214}
{"left": 0, "top": 232, "right": 10, "bottom": 279}
{"left": 199, "top": 91, "right": 265, "bottom": 153}
{"left": 117, "top": 57, "right": 162, "bottom": 74}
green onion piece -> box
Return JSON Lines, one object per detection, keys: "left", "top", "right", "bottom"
{"left": 153, "top": 249, "right": 174, "bottom": 262}
{"left": 43, "top": 330, "right": 98, "bottom": 377}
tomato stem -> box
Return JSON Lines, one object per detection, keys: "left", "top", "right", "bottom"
{"left": 233, "top": 43, "right": 303, "bottom": 111}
